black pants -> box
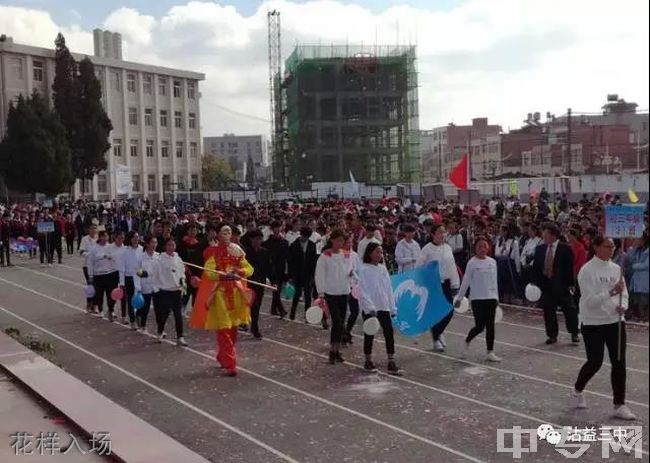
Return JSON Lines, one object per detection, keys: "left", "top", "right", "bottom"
{"left": 65, "top": 236, "right": 75, "bottom": 255}
{"left": 541, "top": 288, "right": 579, "bottom": 338}
{"left": 363, "top": 312, "right": 395, "bottom": 357}
{"left": 38, "top": 237, "right": 50, "bottom": 264}
{"left": 93, "top": 272, "right": 119, "bottom": 314}
{"left": 0, "top": 241, "right": 10, "bottom": 266}
{"left": 346, "top": 294, "right": 360, "bottom": 334}
{"left": 431, "top": 281, "right": 454, "bottom": 342}
{"left": 271, "top": 279, "right": 285, "bottom": 315}
{"left": 575, "top": 322, "right": 626, "bottom": 405}
{"left": 155, "top": 290, "right": 183, "bottom": 337}
{"left": 182, "top": 284, "right": 197, "bottom": 309}
{"left": 290, "top": 280, "right": 312, "bottom": 319}
{"left": 138, "top": 293, "right": 154, "bottom": 328}
{"left": 49, "top": 236, "right": 62, "bottom": 263}
{"left": 76, "top": 232, "right": 82, "bottom": 251}
{"left": 325, "top": 294, "right": 348, "bottom": 345}
{"left": 124, "top": 276, "right": 136, "bottom": 322}
{"left": 82, "top": 267, "right": 94, "bottom": 306}
{"left": 465, "top": 299, "right": 498, "bottom": 351}
{"left": 250, "top": 286, "right": 265, "bottom": 335}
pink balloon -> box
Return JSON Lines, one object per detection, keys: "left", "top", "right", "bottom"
{"left": 190, "top": 276, "right": 201, "bottom": 288}
{"left": 111, "top": 287, "right": 124, "bottom": 301}
{"left": 351, "top": 285, "right": 361, "bottom": 300}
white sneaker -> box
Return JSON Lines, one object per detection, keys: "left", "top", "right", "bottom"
{"left": 137, "top": 327, "right": 146, "bottom": 334}
{"left": 613, "top": 405, "right": 637, "bottom": 421}
{"left": 486, "top": 352, "right": 502, "bottom": 362}
{"left": 156, "top": 332, "right": 166, "bottom": 343}
{"left": 573, "top": 390, "right": 588, "bottom": 409}
{"left": 439, "top": 334, "right": 447, "bottom": 348}
{"left": 130, "top": 322, "right": 137, "bottom": 330}
{"left": 433, "top": 340, "right": 445, "bottom": 352}
{"left": 461, "top": 342, "right": 471, "bottom": 359}
{"left": 176, "top": 337, "right": 188, "bottom": 347}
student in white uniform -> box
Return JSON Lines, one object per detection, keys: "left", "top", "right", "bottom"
{"left": 79, "top": 223, "right": 98, "bottom": 314}
{"left": 120, "top": 231, "right": 143, "bottom": 330}
{"left": 153, "top": 237, "right": 188, "bottom": 346}
{"left": 108, "top": 230, "right": 128, "bottom": 324}
{"left": 135, "top": 235, "right": 159, "bottom": 333}
{"left": 394, "top": 224, "right": 421, "bottom": 273}
{"left": 87, "top": 230, "right": 119, "bottom": 321}
{"left": 416, "top": 224, "right": 460, "bottom": 352}
{"left": 455, "top": 236, "right": 501, "bottom": 362}
{"left": 358, "top": 242, "right": 401, "bottom": 375}
{"left": 573, "top": 236, "right": 636, "bottom": 421}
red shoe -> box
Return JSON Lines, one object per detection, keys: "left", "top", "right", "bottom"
{"left": 225, "top": 369, "right": 237, "bottom": 377}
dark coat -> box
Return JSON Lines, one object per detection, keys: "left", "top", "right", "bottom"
{"left": 287, "top": 238, "right": 318, "bottom": 284}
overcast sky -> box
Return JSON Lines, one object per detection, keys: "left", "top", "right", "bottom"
{"left": 2, "top": 0, "right": 648, "bottom": 140}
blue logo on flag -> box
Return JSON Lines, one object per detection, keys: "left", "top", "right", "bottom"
{"left": 390, "top": 261, "right": 452, "bottom": 336}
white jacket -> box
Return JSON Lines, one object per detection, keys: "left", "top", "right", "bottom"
{"left": 315, "top": 250, "right": 354, "bottom": 296}
{"left": 119, "top": 245, "right": 143, "bottom": 286}
{"left": 154, "top": 252, "right": 186, "bottom": 291}
{"left": 358, "top": 263, "right": 396, "bottom": 315}
{"left": 79, "top": 235, "right": 97, "bottom": 268}
{"left": 456, "top": 256, "right": 499, "bottom": 302}
{"left": 87, "top": 242, "right": 118, "bottom": 278}
{"left": 578, "top": 257, "right": 629, "bottom": 326}
{"left": 416, "top": 242, "right": 460, "bottom": 289}
{"left": 395, "top": 239, "right": 421, "bottom": 273}
{"left": 136, "top": 251, "right": 159, "bottom": 294}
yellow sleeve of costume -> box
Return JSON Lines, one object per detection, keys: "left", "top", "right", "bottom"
{"left": 240, "top": 257, "right": 254, "bottom": 279}
{"left": 204, "top": 256, "right": 219, "bottom": 281}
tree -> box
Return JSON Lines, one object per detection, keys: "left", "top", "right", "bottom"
{"left": 52, "top": 33, "right": 80, "bottom": 165}
{"left": 201, "top": 155, "right": 234, "bottom": 190}
{"left": 76, "top": 57, "right": 112, "bottom": 190}
{"left": 0, "top": 92, "right": 72, "bottom": 196}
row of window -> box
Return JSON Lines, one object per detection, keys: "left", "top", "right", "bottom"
{"left": 112, "top": 139, "right": 198, "bottom": 159}
{"left": 95, "top": 174, "right": 198, "bottom": 193}
{"left": 113, "top": 72, "right": 196, "bottom": 99}
{"left": 10, "top": 57, "right": 45, "bottom": 82}
{"left": 128, "top": 108, "right": 197, "bottom": 129}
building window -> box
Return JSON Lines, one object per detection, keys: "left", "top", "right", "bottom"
{"left": 110, "top": 71, "right": 121, "bottom": 91}
{"left": 143, "top": 74, "right": 152, "bottom": 94}
{"left": 127, "top": 73, "right": 136, "bottom": 92}
{"left": 131, "top": 175, "right": 140, "bottom": 192}
{"left": 144, "top": 108, "right": 153, "bottom": 126}
{"left": 113, "top": 139, "right": 122, "bottom": 157}
{"left": 162, "top": 175, "right": 171, "bottom": 192}
{"left": 158, "top": 77, "right": 167, "bottom": 96}
{"left": 174, "top": 111, "right": 182, "bottom": 128}
{"left": 177, "top": 175, "right": 186, "bottom": 189}
{"left": 191, "top": 174, "right": 199, "bottom": 190}
{"left": 160, "top": 110, "right": 168, "bottom": 127}
{"left": 128, "top": 107, "right": 138, "bottom": 126}
{"left": 32, "top": 60, "right": 44, "bottom": 82}
{"left": 161, "top": 141, "right": 169, "bottom": 158}
{"left": 130, "top": 140, "right": 138, "bottom": 157}
{"left": 188, "top": 113, "right": 196, "bottom": 129}
{"left": 97, "top": 174, "right": 107, "bottom": 193}
{"left": 190, "top": 142, "right": 198, "bottom": 158}
{"left": 176, "top": 142, "right": 183, "bottom": 158}
{"left": 173, "top": 80, "right": 181, "bottom": 98}
{"left": 146, "top": 140, "right": 154, "bottom": 157}
{"left": 147, "top": 174, "right": 156, "bottom": 192}
{"left": 187, "top": 82, "right": 196, "bottom": 99}
{"left": 10, "top": 58, "right": 24, "bottom": 80}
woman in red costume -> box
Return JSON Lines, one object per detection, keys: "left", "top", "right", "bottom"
{"left": 190, "top": 225, "right": 253, "bottom": 377}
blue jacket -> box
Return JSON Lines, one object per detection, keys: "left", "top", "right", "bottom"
{"left": 628, "top": 247, "right": 649, "bottom": 294}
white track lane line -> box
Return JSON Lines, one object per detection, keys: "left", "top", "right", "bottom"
{"left": 11, "top": 266, "right": 650, "bottom": 408}
{"left": 0, "top": 277, "right": 485, "bottom": 463}
{"left": 0, "top": 305, "right": 300, "bottom": 463}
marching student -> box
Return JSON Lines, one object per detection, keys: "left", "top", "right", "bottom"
{"left": 87, "top": 230, "right": 119, "bottom": 321}
{"left": 152, "top": 237, "right": 188, "bottom": 346}
{"left": 395, "top": 223, "right": 421, "bottom": 273}
{"left": 244, "top": 229, "right": 272, "bottom": 339}
{"left": 416, "top": 224, "right": 460, "bottom": 352}
{"left": 343, "top": 235, "right": 360, "bottom": 346}
{"left": 572, "top": 236, "right": 636, "bottom": 420}
{"left": 109, "top": 230, "right": 128, "bottom": 324}
{"left": 315, "top": 229, "right": 354, "bottom": 364}
{"left": 120, "top": 231, "right": 143, "bottom": 330}
{"left": 135, "top": 235, "right": 159, "bottom": 333}
{"left": 79, "top": 223, "right": 98, "bottom": 314}
{"left": 455, "top": 236, "right": 501, "bottom": 362}
{"left": 358, "top": 242, "right": 401, "bottom": 375}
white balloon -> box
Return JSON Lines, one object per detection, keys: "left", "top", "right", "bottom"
{"left": 525, "top": 284, "right": 542, "bottom": 302}
{"left": 305, "top": 306, "right": 323, "bottom": 325}
{"left": 494, "top": 306, "right": 503, "bottom": 323}
{"left": 363, "top": 317, "right": 380, "bottom": 336}
{"left": 455, "top": 297, "right": 470, "bottom": 314}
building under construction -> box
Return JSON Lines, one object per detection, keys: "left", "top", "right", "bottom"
{"left": 272, "top": 45, "right": 419, "bottom": 190}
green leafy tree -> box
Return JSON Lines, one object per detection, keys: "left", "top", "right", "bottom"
{"left": 201, "top": 155, "right": 234, "bottom": 190}
{"left": 52, "top": 33, "right": 80, "bottom": 164}
{"left": 0, "top": 92, "right": 72, "bottom": 196}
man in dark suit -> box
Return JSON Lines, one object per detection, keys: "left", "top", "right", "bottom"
{"left": 244, "top": 229, "right": 272, "bottom": 339}
{"left": 75, "top": 209, "right": 93, "bottom": 250}
{"left": 263, "top": 221, "right": 289, "bottom": 318}
{"left": 118, "top": 210, "right": 139, "bottom": 233}
{"left": 533, "top": 222, "right": 580, "bottom": 345}
{"left": 288, "top": 227, "right": 318, "bottom": 320}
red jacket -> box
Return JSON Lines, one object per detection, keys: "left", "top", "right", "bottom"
{"left": 570, "top": 240, "right": 587, "bottom": 278}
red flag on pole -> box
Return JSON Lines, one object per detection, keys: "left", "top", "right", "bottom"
{"left": 449, "top": 154, "right": 469, "bottom": 190}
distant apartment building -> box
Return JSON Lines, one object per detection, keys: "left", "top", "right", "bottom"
{"left": 0, "top": 33, "right": 205, "bottom": 200}
{"left": 421, "top": 118, "right": 501, "bottom": 182}
{"left": 203, "top": 134, "right": 270, "bottom": 186}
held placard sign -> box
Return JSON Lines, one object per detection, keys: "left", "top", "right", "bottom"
{"left": 37, "top": 221, "right": 55, "bottom": 234}
{"left": 605, "top": 205, "right": 645, "bottom": 238}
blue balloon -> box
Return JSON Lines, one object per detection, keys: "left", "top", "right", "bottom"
{"left": 282, "top": 283, "right": 296, "bottom": 300}
{"left": 84, "top": 285, "right": 96, "bottom": 298}
{"left": 131, "top": 292, "right": 145, "bottom": 310}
